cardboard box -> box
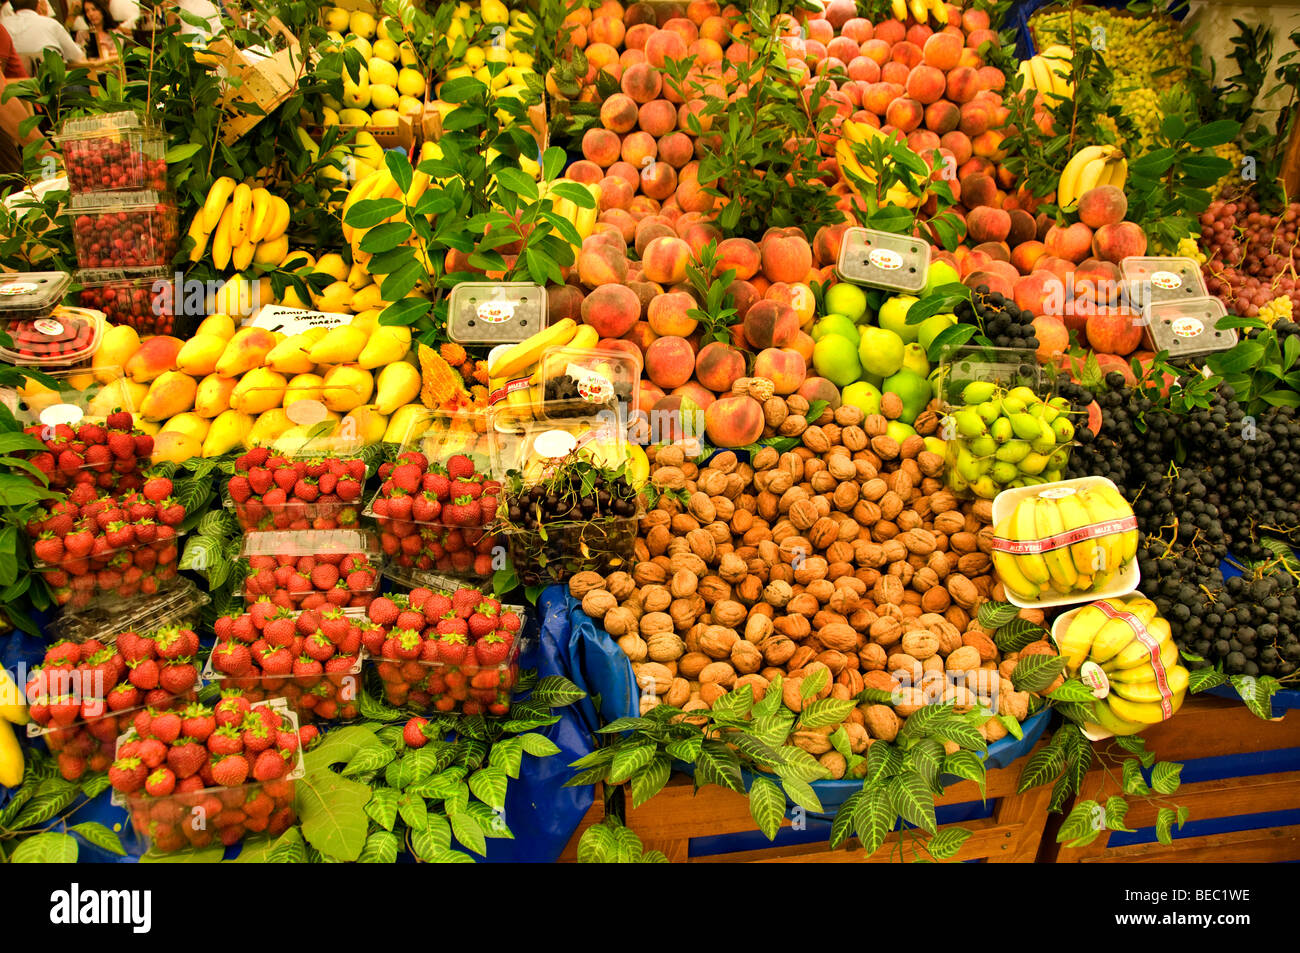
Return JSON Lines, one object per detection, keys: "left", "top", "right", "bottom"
{"left": 206, "top": 18, "right": 305, "bottom": 145}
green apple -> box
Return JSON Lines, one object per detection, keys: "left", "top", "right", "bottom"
{"left": 812, "top": 313, "right": 859, "bottom": 346}
{"left": 812, "top": 335, "right": 861, "bottom": 387}
{"left": 824, "top": 282, "right": 868, "bottom": 323}
{"left": 917, "top": 312, "right": 958, "bottom": 352}
{"left": 901, "top": 342, "right": 930, "bottom": 377}
{"left": 857, "top": 325, "right": 904, "bottom": 378}
{"left": 923, "top": 259, "right": 961, "bottom": 296}
{"left": 876, "top": 294, "right": 920, "bottom": 344}
{"left": 841, "top": 381, "right": 882, "bottom": 417}
{"left": 883, "top": 368, "right": 930, "bottom": 424}
{"left": 886, "top": 420, "right": 917, "bottom": 444}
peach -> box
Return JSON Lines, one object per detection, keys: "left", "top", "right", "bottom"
{"left": 1045, "top": 222, "right": 1094, "bottom": 264}
{"left": 790, "top": 330, "right": 815, "bottom": 363}
{"left": 813, "top": 223, "right": 850, "bottom": 268}
{"left": 881, "top": 60, "right": 911, "bottom": 86}
{"left": 798, "top": 376, "right": 841, "bottom": 410}
{"left": 586, "top": 43, "right": 622, "bottom": 80}
{"left": 687, "top": 0, "right": 720, "bottom": 23}
{"left": 940, "top": 130, "right": 972, "bottom": 164}
{"left": 619, "top": 48, "right": 645, "bottom": 71}
{"left": 905, "top": 64, "right": 946, "bottom": 104}
{"left": 626, "top": 22, "right": 655, "bottom": 49}
{"left": 648, "top": 292, "right": 699, "bottom": 337}
{"left": 906, "top": 23, "right": 933, "bottom": 48}
{"left": 827, "top": 35, "right": 860, "bottom": 64}
{"left": 886, "top": 97, "right": 924, "bottom": 132}
{"left": 597, "top": 175, "right": 634, "bottom": 211}
{"left": 626, "top": 2, "right": 656, "bottom": 24}
{"left": 700, "top": 15, "right": 728, "bottom": 43}
{"left": 634, "top": 217, "right": 677, "bottom": 256}
{"left": 600, "top": 93, "right": 639, "bottom": 133}
{"left": 582, "top": 283, "right": 642, "bottom": 338}
{"left": 681, "top": 221, "right": 722, "bottom": 258}
{"left": 657, "top": 132, "right": 694, "bottom": 170}
{"left": 599, "top": 208, "right": 638, "bottom": 243}
{"left": 618, "top": 131, "right": 655, "bottom": 170}
{"left": 576, "top": 242, "right": 629, "bottom": 289}
{"left": 966, "top": 28, "right": 997, "bottom": 50}
{"left": 1091, "top": 221, "right": 1147, "bottom": 265}
{"left": 967, "top": 206, "right": 1011, "bottom": 244}
{"left": 907, "top": 129, "right": 940, "bottom": 155}
{"left": 964, "top": 269, "right": 1014, "bottom": 298}
{"left": 627, "top": 280, "right": 661, "bottom": 319}
{"left": 645, "top": 29, "right": 688, "bottom": 67}
{"left": 694, "top": 341, "right": 746, "bottom": 393}
{"left": 663, "top": 16, "right": 698, "bottom": 46}
{"left": 1013, "top": 270, "right": 1066, "bottom": 319}
{"left": 759, "top": 228, "right": 813, "bottom": 285}
{"left": 962, "top": 8, "right": 990, "bottom": 32}
{"left": 958, "top": 100, "right": 992, "bottom": 136}
{"left": 621, "top": 62, "right": 663, "bottom": 103}
{"left": 824, "top": 0, "right": 856, "bottom": 27}
{"left": 640, "top": 161, "right": 678, "bottom": 201}
{"left": 730, "top": 279, "right": 760, "bottom": 319}
{"left": 862, "top": 81, "right": 904, "bottom": 114}
{"left": 590, "top": 15, "right": 625, "bottom": 47}
{"left": 633, "top": 100, "right": 674, "bottom": 138}
{"left": 861, "top": 38, "right": 892, "bottom": 65}
{"left": 623, "top": 319, "right": 659, "bottom": 354}
{"left": 974, "top": 242, "right": 1011, "bottom": 264}
{"left": 677, "top": 98, "right": 711, "bottom": 134}
{"left": 548, "top": 284, "right": 585, "bottom": 323}
{"left": 1007, "top": 208, "right": 1037, "bottom": 247}
{"left": 1032, "top": 316, "right": 1069, "bottom": 363}
{"left": 977, "top": 65, "right": 1005, "bottom": 91}
{"left": 673, "top": 211, "right": 706, "bottom": 238}
{"left": 944, "top": 65, "right": 980, "bottom": 104}
{"left": 672, "top": 381, "right": 716, "bottom": 415}
{"left": 891, "top": 41, "right": 922, "bottom": 68}
{"left": 743, "top": 298, "right": 799, "bottom": 349}
{"left": 675, "top": 174, "right": 716, "bottom": 213}
{"left": 704, "top": 394, "right": 764, "bottom": 447}
{"left": 642, "top": 235, "right": 693, "bottom": 284}
{"left": 582, "top": 128, "right": 622, "bottom": 167}
{"left": 874, "top": 18, "right": 905, "bottom": 44}
{"left": 752, "top": 347, "right": 806, "bottom": 395}
{"left": 645, "top": 335, "right": 696, "bottom": 389}
{"left": 1010, "top": 239, "right": 1047, "bottom": 274}
{"left": 841, "top": 18, "right": 872, "bottom": 42}
{"left": 767, "top": 282, "right": 815, "bottom": 326}
{"left": 923, "top": 100, "right": 960, "bottom": 135}
{"left": 1086, "top": 309, "right": 1144, "bottom": 355}
{"left": 922, "top": 32, "right": 962, "bottom": 71}
{"left": 959, "top": 172, "right": 997, "bottom": 209}
{"left": 567, "top": 159, "right": 604, "bottom": 185}
{"left": 847, "top": 56, "right": 881, "bottom": 83}
{"left": 715, "top": 237, "right": 761, "bottom": 279}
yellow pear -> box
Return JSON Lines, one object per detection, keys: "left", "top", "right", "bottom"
{"left": 284, "top": 251, "right": 316, "bottom": 271}
{"left": 324, "top": 7, "right": 349, "bottom": 31}
{"left": 132, "top": 417, "right": 160, "bottom": 436}
{"left": 314, "top": 253, "right": 349, "bottom": 282}
{"left": 350, "top": 311, "right": 379, "bottom": 334}
{"left": 160, "top": 412, "right": 211, "bottom": 443}
{"left": 215, "top": 328, "right": 279, "bottom": 378}
{"left": 194, "top": 374, "right": 237, "bottom": 418}
{"left": 175, "top": 333, "right": 230, "bottom": 377}
{"left": 202, "top": 410, "right": 253, "bottom": 457}
{"left": 350, "top": 285, "right": 387, "bottom": 313}
{"left": 152, "top": 430, "right": 202, "bottom": 465}
{"left": 358, "top": 323, "right": 411, "bottom": 369}
{"left": 397, "top": 68, "right": 426, "bottom": 97}
{"left": 284, "top": 373, "right": 326, "bottom": 407}
{"left": 231, "top": 367, "right": 288, "bottom": 415}
{"left": 341, "top": 404, "right": 388, "bottom": 447}
{"left": 374, "top": 361, "right": 421, "bottom": 414}
{"left": 321, "top": 364, "right": 374, "bottom": 413}
{"left": 125, "top": 336, "right": 183, "bottom": 383}
{"left": 248, "top": 408, "right": 294, "bottom": 447}
{"left": 266, "top": 332, "right": 322, "bottom": 375}
{"left": 88, "top": 378, "right": 149, "bottom": 418}
{"left": 348, "top": 10, "right": 376, "bottom": 38}
{"left": 93, "top": 324, "right": 141, "bottom": 384}
{"left": 309, "top": 324, "right": 368, "bottom": 364}
{"left": 196, "top": 313, "right": 237, "bottom": 339}
{"left": 315, "top": 280, "right": 355, "bottom": 313}
{"left": 253, "top": 235, "right": 290, "bottom": 267}
{"left": 383, "top": 404, "right": 430, "bottom": 444}
{"left": 140, "top": 371, "right": 199, "bottom": 422}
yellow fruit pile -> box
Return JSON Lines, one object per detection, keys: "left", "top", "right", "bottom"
{"left": 0, "top": 667, "right": 28, "bottom": 788}
{"left": 319, "top": 3, "right": 428, "bottom": 131}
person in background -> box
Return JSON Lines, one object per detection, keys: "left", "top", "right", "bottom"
{"left": 4, "top": 0, "right": 84, "bottom": 69}
{"left": 0, "top": 21, "right": 28, "bottom": 77}
{"left": 74, "top": 0, "right": 124, "bottom": 60}
{"left": 67, "top": 0, "right": 137, "bottom": 33}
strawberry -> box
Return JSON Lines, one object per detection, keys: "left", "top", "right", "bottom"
{"left": 259, "top": 646, "right": 293, "bottom": 676}
{"left": 242, "top": 717, "right": 273, "bottom": 753}
{"left": 128, "top": 658, "right": 160, "bottom": 690}
{"left": 336, "top": 478, "right": 361, "bottom": 501}
{"left": 391, "top": 464, "right": 421, "bottom": 493}
{"left": 153, "top": 625, "right": 187, "bottom": 661}
{"left": 63, "top": 528, "right": 93, "bottom": 558}
{"left": 159, "top": 662, "right": 197, "bottom": 695}
{"left": 292, "top": 656, "right": 323, "bottom": 678}
{"left": 391, "top": 629, "right": 423, "bottom": 661}
{"left": 109, "top": 756, "right": 147, "bottom": 793}
{"left": 403, "top": 717, "right": 429, "bottom": 748}
{"left": 304, "top": 633, "right": 334, "bottom": 661}
{"left": 107, "top": 431, "right": 135, "bottom": 460}
{"left": 424, "top": 472, "right": 450, "bottom": 500}
{"left": 310, "top": 563, "right": 339, "bottom": 590}
{"left": 248, "top": 466, "right": 273, "bottom": 495}
{"left": 438, "top": 631, "right": 469, "bottom": 665}
{"left": 150, "top": 710, "right": 182, "bottom": 743}
{"left": 368, "top": 596, "right": 399, "bottom": 626}
{"left": 385, "top": 493, "right": 412, "bottom": 521}
{"left": 181, "top": 705, "right": 216, "bottom": 743}
{"left": 273, "top": 467, "right": 299, "bottom": 493}
{"left": 156, "top": 499, "right": 185, "bottom": 526}
{"left": 446, "top": 454, "right": 475, "bottom": 480}
{"left": 106, "top": 683, "right": 141, "bottom": 711}
{"left": 142, "top": 476, "right": 172, "bottom": 501}
{"left": 207, "top": 724, "right": 243, "bottom": 756}
{"left": 469, "top": 603, "right": 499, "bottom": 638}
{"left": 395, "top": 609, "right": 426, "bottom": 631}
{"left": 498, "top": 610, "right": 522, "bottom": 634}
{"left": 211, "top": 755, "right": 248, "bottom": 787}
{"left": 32, "top": 533, "right": 63, "bottom": 564}
{"left": 137, "top": 737, "right": 167, "bottom": 769}
{"left": 144, "top": 767, "right": 176, "bottom": 797}
{"left": 240, "top": 447, "right": 270, "bottom": 469}
{"left": 443, "top": 497, "right": 478, "bottom": 527}
{"left": 214, "top": 694, "right": 250, "bottom": 728}
{"left": 166, "top": 740, "right": 206, "bottom": 779}
{"left": 345, "top": 569, "right": 373, "bottom": 592}
{"left": 293, "top": 478, "right": 319, "bottom": 502}
{"left": 476, "top": 633, "right": 511, "bottom": 665}
{"left": 263, "top": 615, "right": 296, "bottom": 648}
{"left": 452, "top": 588, "right": 481, "bottom": 619}
{"left": 253, "top": 749, "right": 287, "bottom": 781}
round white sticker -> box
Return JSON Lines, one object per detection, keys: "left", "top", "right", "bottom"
{"left": 1150, "top": 270, "right": 1182, "bottom": 290}
{"left": 868, "top": 248, "right": 903, "bottom": 271}
{"left": 477, "top": 300, "right": 514, "bottom": 324}
{"left": 1038, "top": 486, "right": 1078, "bottom": 499}
{"left": 286, "top": 399, "right": 329, "bottom": 426}
{"left": 0, "top": 281, "right": 37, "bottom": 296}
{"left": 33, "top": 318, "right": 63, "bottom": 337}
{"left": 40, "top": 403, "right": 84, "bottom": 427}
{"left": 1170, "top": 316, "right": 1204, "bottom": 338}
{"left": 1079, "top": 660, "right": 1110, "bottom": 699}
{"left": 533, "top": 429, "right": 577, "bottom": 458}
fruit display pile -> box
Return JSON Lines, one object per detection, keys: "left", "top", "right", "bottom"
{"left": 0, "top": 0, "right": 1297, "bottom": 867}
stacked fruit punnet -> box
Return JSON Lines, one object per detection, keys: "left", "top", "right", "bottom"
{"left": 486, "top": 316, "right": 603, "bottom": 427}
{"left": 227, "top": 447, "right": 367, "bottom": 531}
{"left": 210, "top": 604, "right": 367, "bottom": 721}
{"left": 21, "top": 411, "right": 152, "bottom": 492}
{"left": 942, "top": 383, "right": 1075, "bottom": 499}
{"left": 110, "top": 698, "right": 308, "bottom": 852}
{"left": 371, "top": 450, "right": 501, "bottom": 580}
{"left": 365, "top": 586, "right": 523, "bottom": 716}
{"left": 240, "top": 533, "right": 382, "bottom": 611}
{"left": 990, "top": 482, "right": 1138, "bottom": 603}
{"left": 185, "top": 177, "right": 292, "bottom": 273}
{"left": 1055, "top": 594, "right": 1189, "bottom": 735}
{"left": 26, "top": 631, "right": 201, "bottom": 781}
{"left": 70, "top": 195, "right": 178, "bottom": 270}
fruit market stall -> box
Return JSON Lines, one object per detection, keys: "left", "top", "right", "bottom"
{"left": 0, "top": 0, "right": 1296, "bottom": 870}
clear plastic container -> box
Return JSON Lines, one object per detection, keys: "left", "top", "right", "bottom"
{"left": 370, "top": 627, "right": 522, "bottom": 717}
{"left": 225, "top": 452, "right": 369, "bottom": 531}
{"left": 933, "top": 345, "right": 1043, "bottom": 407}
{"left": 537, "top": 345, "right": 640, "bottom": 421}
{"left": 1143, "top": 297, "right": 1235, "bottom": 359}
{"left": 34, "top": 532, "right": 186, "bottom": 612}
{"left": 54, "top": 111, "right": 168, "bottom": 195}
{"left": 239, "top": 529, "right": 383, "bottom": 611}
{"left": 112, "top": 700, "right": 304, "bottom": 854}
{"left": 0, "top": 271, "right": 72, "bottom": 320}
{"left": 203, "top": 640, "right": 363, "bottom": 723}
{"left": 0, "top": 306, "right": 103, "bottom": 367}
{"left": 447, "top": 281, "right": 548, "bottom": 344}
{"left": 1119, "top": 256, "right": 1209, "bottom": 310}
{"left": 75, "top": 267, "right": 195, "bottom": 337}
{"left": 48, "top": 578, "right": 209, "bottom": 645}
{"left": 69, "top": 190, "right": 179, "bottom": 269}
{"left": 835, "top": 227, "right": 931, "bottom": 293}
{"left": 488, "top": 415, "right": 629, "bottom": 484}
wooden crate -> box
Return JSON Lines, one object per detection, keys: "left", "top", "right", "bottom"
{"left": 560, "top": 744, "right": 1053, "bottom": 863}
{"left": 1047, "top": 696, "right": 1300, "bottom": 863}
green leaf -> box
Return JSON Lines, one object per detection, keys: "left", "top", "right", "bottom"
{"left": 398, "top": 793, "right": 429, "bottom": 831}
{"left": 550, "top": 181, "right": 596, "bottom": 209}
{"left": 864, "top": 741, "right": 901, "bottom": 785}
{"left": 384, "top": 149, "right": 413, "bottom": 194}
{"left": 379, "top": 297, "right": 432, "bottom": 327}
{"left": 664, "top": 735, "right": 702, "bottom": 763}
{"left": 1150, "top": 761, "right": 1183, "bottom": 795}
{"left": 299, "top": 726, "right": 382, "bottom": 861}
{"left": 1122, "top": 758, "right": 1150, "bottom": 796}
{"left": 450, "top": 811, "right": 487, "bottom": 857}
{"left": 781, "top": 776, "right": 824, "bottom": 814}
{"left": 609, "top": 742, "right": 658, "bottom": 785}
{"left": 343, "top": 743, "right": 395, "bottom": 776}
{"left": 69, "top": 821, "right": 125, "bottom": 856}
{"left": 629, "top": 755, "right": 672, "bottom": 807}
{"left": 748, "top": 776, "right": 786, "bottom": 840}
{"left": 830, "top": 792, "right": 864, "bottom": 849}
{"left": 797, "top": 697, "right": 856, "bottom": 728}
{"left": 365, "top": 787, "right": 399, "bottom": 831}
{"left": 925, "top": 323, "right": 977, "bottom": 362}
{"left": 889, "top": 772, "right": 937, "bottom": 834}
{"left": 358, "top": 830, "right": 400, "bottom": 863}
{"left": 800, "top": 665, "right": 829, "bottom": 700}
{"left": 1155, "top": 806, "right": 1177, "bottom": 846}
{"left": 1104, "top": 796, "right": 1134, "bottom": 833}
{"left": 359, "top": 221, "right": 413, "bottom": 254}
{"left": 1048, "top": 679, "right": 1099, "bottom": 703}
{"left": 925, "top": 826, "right": 971, "bottom": 860}
{"left": 164, "top": 142, "right": 203, "bottom": 163}
{"left": 698, "top": 739, "right": 744, "bottom": 793}
{"left": 1231, "top": 674, "right": 1277, "bottom": 720}
{"left": 1011, "top": 654, "right": 1066, "bottom": 693}
{"left": 995, "top": 617, "right": 1048, "bottom": 653}
{"left": 942, "top": 750, "right": 987, "bottom": 798}
{"left": 1185, "top": 120, "right": 1241, "bottom": 148}
{"left": 344, "top": 197, "right": 404, "bottom": 229}
{"left": 532, "top": 676, "right": 586, "bottom": 707}
{"left": 854, "top": 786, "right": 894, "bottom": 855}
{"left": 977, "top": 601, "right": 1020, "bottom": 629}
{"left": 750, "top": 711, "right": 795, "bottom": 748}
{"left": 709, "top": 683, "right": 754, "bottom": 720}
{"left": 468, "top": 766, "right": 508, "bottom": 811}
{"left": 10, "top": 832, "right": 77, "bottom": 863}
{"left": 1057, "top": 799, "right": 1103, "bottom": 848}
{"left": 576, "top": 821, "right": 617, "bottom": 863}
{"left": 495, "top": 166, "right": 539, "bottom": 201}
{"left": 1017, "top": 743, "right": 1064, "bottom": 793}
{"left": 440, "top": 75, "right": 488, "bottom": 102}
{"left": 904, "top": 738, "right": 945, "bottom": 794}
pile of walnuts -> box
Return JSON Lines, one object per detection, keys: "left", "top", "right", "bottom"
{"left": 570, "top": 396, "right": 1058, "bottom": 777}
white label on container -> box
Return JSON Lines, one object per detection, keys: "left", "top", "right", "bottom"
{"left": 1170, "top": 316, "right": 1204, "bottom": 338}
{"left": 33, "top": 318, "right": 63, "bottom": 337}
{"left": 286, "top": 399, "right": 329, "bottom": 426}
{"left": 533, "top": 429, "right": 577, "bottom": 458}
{"left": 40, "top": 403, "right": 84, "bottom": 427}
{"left": 1150, "top": 270, "right": 1182, "bottom": 290}
{"left": 0, "top": 281, "right": 37, "bottom": 296}
{"left": 868, "top": 248, "right": 903, "bottom": 271}
{"left": 1079, "top": 661, "right": 1110, "bottom": 699}
{"left": 568, "top": 363, "right": 614, "bottom": 403}
{"left": 1038, "top": 486, "right": 1078, "bottom": 499}
{"left": 477, "top": 300, "right": 515, "bottom": 324}
{"left": 250, "top": 305, "right": 351, "bottom": 336}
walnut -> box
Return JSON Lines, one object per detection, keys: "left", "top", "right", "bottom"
{"left": 581, "top": 589, "right": 617, "bottom": 619}
{"left": 862, "top": 704, "right": 900, "bottom": 742}
{"left": 568, "top": 571, "right": 605, "bottom": 599}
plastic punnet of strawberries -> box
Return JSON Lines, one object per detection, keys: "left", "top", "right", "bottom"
{"left": 227, "top": 447, "right": 367, "bottom": 531}
{"left": 208, "top": 603, "right": 368, "bottom": 721}
{"left": 239, "top": 529, "right": 382, "bottom": 611}
{"left": 109, "top": 697, "right": 311, "bottom": 853}
{"left": 364, "top": 585, "right": 523, "bottom": 716}
{"left": 22, "top": 411, "right": 153, "bottom": 492}
{"left": 25, "top": 628, "right": 202, "bottom": 781}
{"left": 370, "top": 450, "right": 501, "bottom": 580}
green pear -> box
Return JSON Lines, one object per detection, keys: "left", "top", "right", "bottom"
{"left": 812, "top": 313, "right": 860, "bottom": 346}
{"left": 901, "top": 342, "right": 929, "bottom": 377}
{"left": 857, "top": 325, "right": 905, "bottom": 378}
{"left": 882, "top": 368, "right": 931, "bottom": 424}
{"left": 917, "top": 312, "right": 957, "bottom": 352}
{"left": 812, "top": 335, "right": 861, "bottom": 387}
{"left": 824, "top": 283, "right": 868, "bottom": 323}
{"left": 876, "top": 294, "right": 920, "bottom": 343}
{"left": 841, "top": 380, "right": 882, "bottom": 416}
{"left": 923, "top": 260, "right": 961, "bottom": 296}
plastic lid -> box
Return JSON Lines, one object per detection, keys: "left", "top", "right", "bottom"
{"left": 835, "top": 227, "right": 931, "bottom": 292}
{"left": 935, "top": 344, "right": 1042, "bottom": 406}
{"left": 75, "top": 266, "right": 172, "bottom": 287}
{"left": 1144, "top": 297, "right": 1235, "bottom": 358}
{"left": 0, "top": 272, "right": 72, "bottom": 319}
{"left": 48, "top": 580, "right": 210, "bottom": 644}
{"left": 57, "top": 110, "right": 155, "bottom": 137}
{"left": 1119, "top": 256, "right": 1208, "bottom": 308}
{"left": 68, "top": 189, "right": 174, "bottom": 212}
{"left": 490, "top": 415, "right": 628, "bottom": 484}
{"left": 241, "top": 527, "right": 380, "bottom": 559}
{"left": 447, "top": 281, "right": 548, "bottom": 343}
{"left": 537, "top": 345, "right": 640, "bottom": 422}
{"left": 390, "top": 407, "right": 496, "bottom": 475}
{"left": 0, "top": 307, "right": 103, "bottom": 367}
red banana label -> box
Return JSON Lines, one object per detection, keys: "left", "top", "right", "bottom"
{"left": 990, "top": 515, "right": 1137, "bottom": 555}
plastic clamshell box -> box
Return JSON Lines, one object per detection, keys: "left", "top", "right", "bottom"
{"left": 239, "top": 528, "right": 384, "bottom": 611}
{"left": 447, "top": 281, "right": 548, "bottom": 344}
{"left": 202, "top": 632, "right": 364, "bottom": 724}
{"left": 1143, "top": 297, "right": 1236, "bottom": 359}
{"left": 537, "top": 345, "right": 641, "bottom": 422}
{"left": 990, "top": 476, "right": 1140, "bottom": 610}
{"left": 369, "top": 617, "right": 523, "bottom": 717}
{"left": 26, "top": 687, "right": 200, "bottom": 775}
{"left": 385, "top": 407, "right": 496, "bottom": 474}
{"left": 223, "top": 453, "right": 370, "bottom": 532}
{"left": 1119, "top": 256, "right": 1209, "bottom": 309}
{"left": 488, "top": 414, "right": 629, "bottom": 482}
{"left": 835, "top": 227, "right": 931, "bottom": 292}
{"left": 0, "top": 271, "right": 71, "bottom": 321}
{"left": 112, "top": 700, "right": 304, "bottom": 854}
{"left": 49, "top": 578, "right": 209, "bottom": 644}
{"left": 76, "top": 267, "right": 195, "bottom": 336}
{"left": 32, "top": 521, "right": 186, "bottom": 613}
{"left": 234, "top": 393, "right": 375, "bottom": 457}
{"left": 68, "top": 190, "right": 179, "bottom": 269}
{"left": 0, "top": 305, "right": 104, "bottom": 367}
{"left": 934, "top": 344, "right": 1043, "bottom": 407}
{"left": 54, "top": 111, "right": 168, "bottom": 195}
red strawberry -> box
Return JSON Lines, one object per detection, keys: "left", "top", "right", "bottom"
{"left": 106, "top": 683, "right": 141, "bottom": 711}
{"left": 150, "top": 710, "right": 182, "bottom": 743}
{"left": 214, "top": 694, "right": 251, "bottom": 728}
{"left": 425, "top": 472, "right": 450, "bottom": 500}
{"left": 273, "top": 467, "right": 299, "bottom": 493}
{"left": 336, "top": 478, "right": 361, "bottom": 501}
{"left": 128, "top": 658, "right": 160, "bottom": 690}
{"left": 446, "top": 454, "right": 475, "bottom": 480}
{"left": 107, "top": 431, "right": 135, "bottom": 460}
{"left": 403, "top": 717, "right": 429, "bottom": 748}
{"left": 181, "top": 705, "right": 216, "bottom": 743}
{"left": 142, "top": 477, "right": 173, "bottom": 501}
{"left": 345, "top": 569, "right": 373, "bottom": 592}
{"left": 166, "top": 740, "right": 206, "bottom": 779}
{"left": 395, "top": 609, "right": 426, "bottom": 631}
{"left": 368, "top": 596, "right": 399, "bottom": 626}
{"left": 263, "top": 615, "right": 297, "bottom": 648}
{"left": 207, "top": 724, "right": 243, "bottom": 756}
{"left": 253, "top": 749, "right": 288, "bottom": 781}
{"left": 310, "top": 563, "right": 339, "bottom": 590}
{"left": 452, "top": 589, "right": 481, "bottom": 619}
{"left": 469, "top": 603, "right": 499, "bottom": 638}
{"left": 63, "top": 529, "right": 93, "bottom": 558}
{"left": 391, "top": 464, "right": 421, "bottom": 493}
{"left": 109, "top": 756, "right": 147, "bottom": 793}
{"left": 159, "top": 662, "right": 197, "bottom": 695}
{"left": 156, "top": 499, "right": 185, "bottom": 526}
{"left": 211, "top": 755, "right": 249, "bottom": 786}
{"left": 438, "top": 631, "right": 468, "bottom": 665}
{"left": 292, "top": 656, "right": 323, "bottom": 678}
{"left": 304, "top": 632, "right": 334, "bottom": 661}
{"left": 498, "top": 610, "right": 522, "bottom": 633}
{"left": 32, "top": 533, "right": 63, "bottom": 564}
{"left": 476, "top": 633, "right": 511, "bottom": 665}
{"left": 293, "top": 478, "right": 319, "bottom": 502}
{"left": 136, "top": 737, "right": 167, "bottom": 769}
{"left": 259, "top": 646, "right": 293, "bottom": 676}
{"left": 144, "top": 767, "right": 176, "bottom": 797}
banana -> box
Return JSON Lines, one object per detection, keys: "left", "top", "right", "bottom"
{"left": 202, "top": 175, "right": 237, "bottom": 232}
{"left": 1056, "top": 603, "right": 1107, "bottom": 670}
{"left": 232, "top": 238, "right": 257, "bottom": 272}
{"left": 991, "top": 516, "right": 1041, "bottom": 600}
{"left": 1105, "top": 155, "right": 1128, "bottom": 190}
{"left": 1045, "top": 56, "right": 1073, "bottom": 100}
{"left": 186, "top": 212, "right": 211, "bottom": 264}
{"left": 1011, "top": 497, "right": 1051, "bottom": 586}
{"left": 926, "top": 0, "right": 948, "bottom": 25}
{"left": 1077, "top": 486, "right": 1125, "bottom": 582}
{"left": 1108, "top": 688, "right": 1185, "bottom": 725}
{"left": 1106, "top": 615, "right": 1173, "bottom": 671}
{"left": 1034, "top": 495, "right": 1078, "bottom": 593}
{"left": 1089, "top": 599, "right": 1160, "bottom": 666}
{"left": 0, "top": 666, "right": 28, "bottom": 725}
{"left": 1055, "top": 490, "right": 1102, "bottom": 577}
{"left": 211, "top": 202, "right": 236, "bottom": 271}
{"left": 1017, "top": 60, "right": 1034, "bottom": 92}
{"left": 1029, "top": 56, "right": 1056, "bottom": 103}
{"left": 265, "top": 196, "right": 291, "bottom": 241}
{"left": 1085, "top": 484, "right": 1139, "bottom": 564}
{"left": 1110, "top": 665, "right": 1189, "bottom": 704}
{"left": 488, "top": 318, "right": 579, "bottom": 380}
{"left": 909, "top": 0, "right": 928, "bottom": 25}
{"left": 0, "top": 718, "right": 22, "bottom": 787}
{"left": 228, "top": 182, "right": 253, "bottom": 247}
{"left": 1075, "top": 153, "right": 1111, "bottom": 198}
{"left": 891, "top": 0, "right": 908, "bottom": 21}
{"left": 1057, "top": 144, "right": 1108, "bottom": 211}
{"left": 1087, "top": 700, "right": 1148, "bottom": 736}
{"left": 247, "top": 187, "right": 273, "bottom": 244}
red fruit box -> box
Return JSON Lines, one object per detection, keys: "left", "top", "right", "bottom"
{"left": 69, "top": 190, "right": 179, "bottom": 269}
{"left": 75, "top": 267, "right": 196, "bottom": 337}
{"left": 239, "top": 528, "right": 383, "bottom": 611}
{"left": 224, "top": 448, "right": 369, "bottom": 532}
{"left": 111, "top": 700, "right": 304, "bottom": 855}
{"left": 53, "top": 111, "right": 168, "bottom": 196}
{"left": 0, "top": 306, "right": 104, "bottom": 368}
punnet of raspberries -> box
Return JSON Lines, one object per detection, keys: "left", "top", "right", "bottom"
{"left": 227, "top": 447, "right": 367, "bottom": 531}
{"left": 22, "top": 412, "right": 153, "bottom": 491}
{"left": 70, "top": 194, "right": 178, "bottom": 269}
{"left": 26, "top": 475, "right": 185, "bottom": 609}
{"left": 77, "top": 270, "right": 181, "bottom": 335}
{"left": 239, "top": 530, "right": 381, "bottom": 611}
{"left": 365, "top": 585, "right": 523, "bottom": 716}
{"left": 370, "top": 451, "right": 500, "bottom": 580}
{"left": 26, "top": 629, "right": 202, "bottom": 781}
{"left": 209, "top": 603, "right": 368, "bottom": 721}
{"left": 110, "top": 697, "right": 310, "bottom": 853}
{"left": 59, "top": 132, "right": 167, "bottom": 193}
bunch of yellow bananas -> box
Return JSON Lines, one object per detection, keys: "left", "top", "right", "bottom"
{"left": 1017, "top": 44, "right": 1074, "bottom": 106}
{"left": 1056, "top": 595, "right": 1189, "bottom": 735}
{"left": 1057, "top": 144, "right": 1128, "bottom": 212}
{"left": 835, "top": 118, "right": 920, "bottom": 211}
{"left": 992, "top": 482, "right": 1139, "bottom": 602}
{"left": 187, "top": 178, "right": 292, "bottom": 272}
{"left": 891, "top": 0, "right": 948, "bottom": 25}
{"left": 343, "top": 140, "right": 442, "bottom": 269}
{"left": 0, "top": 666, "right": 29, "bottom": 787}
{"left": 487, "top": 317, "right": 599, "bottom": 427}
